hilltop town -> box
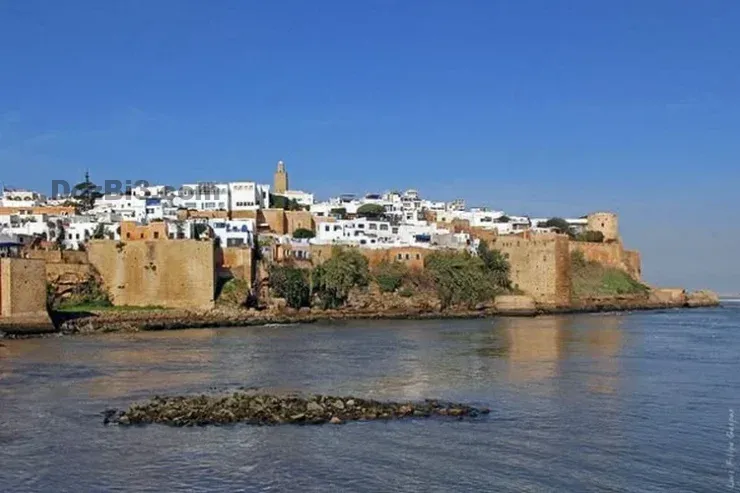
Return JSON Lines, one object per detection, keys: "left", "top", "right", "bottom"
{"left": 0, "top": 161, "right": 718, "bottom": 335}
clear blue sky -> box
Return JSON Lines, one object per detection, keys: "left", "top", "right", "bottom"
{"left": 1, "top": 1, "right": 738, "bottom": 293}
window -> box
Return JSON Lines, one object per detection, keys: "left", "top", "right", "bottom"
{"left": 169, "top": 233, "right": 175, "bottom": 239}
{"left": 140, "top": 233, "right": 144, "bottom": 239}
{"left": 357, "top": 223, "right": 364, "bottom": 229}
{"left": 325, "top": 225, "right": 330, "bottom": 232}
{"left": 405, "top": 253, "right": 410, "bottom": 260}
{"left": 334, "top": 226, "right": 341, "bottom": 231}
{"left": 126, "top": 232, "right": 131, "bottom": 239}
{"left": 153, "top": 232, "right": 159, "bottom": 239}
{"left": 415, "top": 254, "right": 420, "bottom": 260}
{"left": 380, "top": 224, "right": 388, "bottom": 231}
{"left": 397, "top": 253, "right": 403, "bottom": 260}
{"left": 369, "top": 223, "right": 377, "bottom": 230}
{"left": 392, "top": 227, "right": 398, "bottom": 234}
{"left": 75, "top": 233, "right": 80, "bottom": 240}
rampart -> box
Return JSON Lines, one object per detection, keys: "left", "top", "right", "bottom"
{"left": 569, "top": 241, "right": 642, "bottom": 280}
{"left": 488, "top": 234, "right": 571, "bottom": 307}
{"left": 221, "top": 247, "right": 255, "bottom": 287}
{"left": 87, "top": 240, "right": 216, "bottom": 309}
{"left": 0, "top": 258, "right": 54, "bottom": 332}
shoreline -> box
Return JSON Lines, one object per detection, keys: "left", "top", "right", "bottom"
{"left": 0, "top": 295, "right": 722, "bottom": 339}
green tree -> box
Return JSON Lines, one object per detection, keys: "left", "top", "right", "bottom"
{"left": 55, "top": 220, "right": 66, "bottom": 250}
{"left": 575, "top": 230, "right": 605, "bottom": 243}
{"left": 477, "top": 240, "right": 512, "bottom": 291}
{"left": 292, "top": 228, "right": 315, "bottom": 239}
{"left": 92, "top": 223, "right": 106, "bottom": 240}
{"left": 424, "top": 250, "right": 495, "bottom": 309}
{"left": 495, "top": 215, "right": 511, "bottom": 223}
{"left": 330, "top": 207, "right": 347, "bottom": 219}
{"left": 72, "top": 172, "right": 102, "bottom": 211}
{"left": 269, "top": 265, "right": 311, "bottom": 308}
{"left": 270, "top": 194, "right": 302, "bottom": 211}
{"left": 193, "top": 223, "right": 209, "bottom": 240}
{"left": 373, "top": 260, "right": 407, "bottom": 293}
{"left": 356, "top": 203, "right": 385, "bottom": 219}
{"left": 541, "top": 217, "right": 573, "bottom": 236}
{"left": 312, "top": 247, "right": 369, "bottom": 308}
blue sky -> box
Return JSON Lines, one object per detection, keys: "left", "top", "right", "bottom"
{"left": 1, "top": 1, "right": 738, "bottom": 292}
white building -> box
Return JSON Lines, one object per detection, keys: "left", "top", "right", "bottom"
{"left": 208, "top": 218, "right": 256, "bottom": 247}
{"left": 176, "top": 182, "right": 230, "bottom": 211}
{"left": 0, "top": 189, "right": 45, "bottom": 208}
{"left": 63, "top": 220, "right": 118, "bottom": 250}
{"left": 279, "top": 189, "right": 314, "bottom": 207}
{"left": 228, "top": 182, "right": 270, "bottom": 211}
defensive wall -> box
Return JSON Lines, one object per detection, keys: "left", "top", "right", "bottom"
{"left": 220, "top": 246, "right": 255, "bottom": 287}
{"left": 569, "top": 240, "right": 642, "bottom": 280}
{"left": 488, "top": 233, "right": 572, "bottom": 307}
{"left": 87, "top": 240, "right": 216, "bottom": 310}
{"left": 24, "top": 249, "right": 93, "bottom": 295}
{"left": 0, "top": 258, "right": 54, "bottom": 332}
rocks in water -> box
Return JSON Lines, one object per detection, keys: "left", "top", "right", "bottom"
{"left": 104, "top": 392, "right": 490, "bottom": 427}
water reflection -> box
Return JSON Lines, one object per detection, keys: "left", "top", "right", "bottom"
{"left": 500, "top": 316, "right": 567, "bottom": 385}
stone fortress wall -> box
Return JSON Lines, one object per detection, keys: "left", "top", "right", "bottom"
{"left": 86, "top": 240, "right": 216, "bottom": 310}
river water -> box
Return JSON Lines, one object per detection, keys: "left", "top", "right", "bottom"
{"left": 1, "top": 305, "right": 738, "bottom": 492}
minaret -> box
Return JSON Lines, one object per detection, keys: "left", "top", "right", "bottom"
{"left": 274, "top": 160, "right": 288, "bottom": 194}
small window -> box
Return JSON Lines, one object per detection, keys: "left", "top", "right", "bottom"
{"left": 415, "top": 254, "right": 420, "bottom": 260}
{"left": 153, "top": 232, "right": 159, "bottom": 239}
{"left": 325, "top": 225, "right": 330, "bottom": 232}
{"left": 369, "top": 224, "right": 377, "bottom": 230}
{"left": 397, "top": 253, "right": 402, "bottom": 260}
{"left": 140, "top": 233, "right": 144, "bottom": 239}
{"left": 380, "top": 224, "right": 388, "bottom": 231}
{"left": 405, "top": 253, "right": 410, "bottom": 260}
{"left": 126, "top": 232, "right": 131, "bottom": 239}
{"left": 357, "top": 224, "right": 364, "bottom": 229}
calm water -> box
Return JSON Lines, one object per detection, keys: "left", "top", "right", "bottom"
{"left": 1, "top": 305, "right": 738, "bottom": 492}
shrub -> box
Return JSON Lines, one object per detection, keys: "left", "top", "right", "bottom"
{"left": 56, "top": 274, "right": 111, "bottom": 310}
{"left": 542, "top": 217, "right": 573, "bottom": 236}
{"left": 356, "top": 203, "right": 385, "bottom": 219}
{"left": 312, "top": 248, "right": 369, "bottom": 308}
{"left": 575, "top": 230, "right": 605, "bottom": 243}
{"left": 570, "top": 251, "right": 649, "bottom": 298}
{"left": 269, "top": 265, "right": 311, "bottom": 308}
{"left": 330, "top": 207, "right": 347, "bottom": 219}
{"left": 373, "top": 260, "right": 408, "bottom": 293}
{"left": 292, "top": 228, "right": 315, "bottom": 239}
{"left": 217, "top": 278, "right": 251, "bottom": 307}
{"left": 424, "top": 250, "right": 495, "bottom": 309}
{"left": 270, "top": 194, "right": 302, "bottom": 211}
{"left": 398, "top": 287, "right": 414, "bottom": 298}
{"left": 477, "top": 240, "right": 512, "bottom": 291}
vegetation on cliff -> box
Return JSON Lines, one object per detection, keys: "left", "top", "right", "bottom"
{"left": 372, "top": 260, "right": 408, "bottom": 293}
{"left": 313, "top": 248, "right": 370, "bottom": 308}
{"left": 269, "top": 265, "right": 311, "bottom": 309}
{"left": 292, "top": 228, "right": 315, "bottom": 239}
{"left": 265, "top": 244, "right": 512, "bottom": 311}
{"left": 570, "top": 251, "right": 648, "bottom": 298}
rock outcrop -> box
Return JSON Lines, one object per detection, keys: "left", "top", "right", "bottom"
{"left": 104, "top": 392, "right": 490, "bottom": 426}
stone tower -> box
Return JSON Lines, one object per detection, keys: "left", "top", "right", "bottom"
{"left": 273, "top": 160, "right": 288, "bottom": 194}
{"left": 587, "top": 212, "right": 619, "bottom": 242}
